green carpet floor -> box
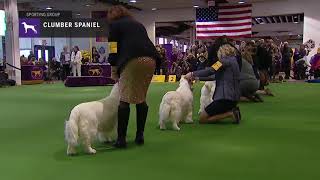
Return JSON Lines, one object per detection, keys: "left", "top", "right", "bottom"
{"left": 0, "top": 82, "right": 320, "bottom": 180}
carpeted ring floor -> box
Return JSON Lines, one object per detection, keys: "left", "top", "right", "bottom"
{"left": 0, "top": 82, "right": 320, "bottom": 180}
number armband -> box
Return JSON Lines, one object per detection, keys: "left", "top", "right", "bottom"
{"left": 211, "top": 61, "right": 223, "bottom": 71}
{"left": 108, "top": 42, "right": 118, "bottom": 54}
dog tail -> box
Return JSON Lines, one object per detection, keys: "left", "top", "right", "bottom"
{"left": 159, "top": 98, "right": 171, "bottom": 124}
{"left": 65, "top": 110, "right": 79, "bottom": 146}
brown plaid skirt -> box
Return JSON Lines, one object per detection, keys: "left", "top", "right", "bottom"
{"left": 119, "top": 57, "right": 156, "bottom": 104}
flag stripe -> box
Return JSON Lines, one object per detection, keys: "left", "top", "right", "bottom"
{"left": 197, "top": 28, "right": 251, "bottom": 33}
{"left": 197, "top": 25, "right": 251, "bottom": 31}
{"left": 219, "top": 7, "right": 251, "bottom": 13}
{"left": 197, "top": 34, "right": 252, "bottom": 39}
{"left": 219, "top": 13, "right": 252, "bottom": 18}
{"left": 197, "top": 31, "right": 252, "bottom": 37}
{"left": 196, "top": 19, "right": 251, "bottom": 25}
{"left": 196, "top": 22, "right": 251, "bottom": 28}
{"left": 218, "top": 16, "right": 252, "bottom": 21}
{"left": 219, "top": 4, "right": 252, "bottom": 9}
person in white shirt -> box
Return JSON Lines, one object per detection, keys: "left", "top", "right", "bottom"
{"left": 71, "top": 46, "right": 82, "bottom": 77}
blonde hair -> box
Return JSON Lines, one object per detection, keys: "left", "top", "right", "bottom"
{"left": 317, "top": 47, "right": 320, "bottom": 54}
{"left": 217, "top": 44, "right": 237, "bottom": 60}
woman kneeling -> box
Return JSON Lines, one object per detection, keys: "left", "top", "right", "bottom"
{"left": 186, "top": 43, "right": 241, "bottom": 124}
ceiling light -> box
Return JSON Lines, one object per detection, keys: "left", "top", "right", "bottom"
{"left": 238, "top": 1, "right": 245, "bottom": 4}
{"left": 193, "top": 5, "right": 199, "bottom": 8}
{"left": 46, "top": 7, "right": 52, "bottom": 10}
{"left": 85, "top": 4, "right": 91, "bottom": 7}
{"left": 294, "top": 21, "right": 299, "bottom": 24}
{"left": 76, "top": 13, "right": 81, "bottom": 16}
{"left": 129, "top": 0, "right": 137, "bottom": 3}
{"left": 152, "top": 8, "right": 157, "bottom": 11}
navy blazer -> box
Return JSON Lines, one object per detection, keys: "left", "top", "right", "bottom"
{"left": 108, "top": 17, "right": 160, "bottom": 73}
{"left": 193, "top": 56, "right": 240, "bottom": 102}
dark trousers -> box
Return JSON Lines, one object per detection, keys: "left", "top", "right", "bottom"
{"left": 282, "top": 62, "right": 291, "bottom": 79}
{"left": 62, "top": 64, "right": 71, "bottom": 80}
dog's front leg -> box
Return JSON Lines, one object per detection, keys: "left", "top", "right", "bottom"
{"left": 82, "top": 135, "right": 97, "bottom": 155}
{"left": 67, "top": 145, "right": 77, "bottom": 156}
{"left": 185, "top": 106, "right": 194, "bottom": 123}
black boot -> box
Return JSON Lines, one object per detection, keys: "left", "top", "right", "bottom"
{"left": 113, "top": 104, "right": 130, "bottom": 148}
{"left": 135, "top": 103, "right": 148, "bottom": 145}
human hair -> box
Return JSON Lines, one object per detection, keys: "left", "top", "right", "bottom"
{"left": 217, "top": 44, "right": 237, "bottom": 60}
{"left": 107, "top": 5, "right": 132, "bottom": 22}
{"left": 241, "top": 47, "right": 253, "bottom": 64}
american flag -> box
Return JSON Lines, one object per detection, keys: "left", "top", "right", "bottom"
{"left": 196, "top": 4, "right": 252, "bottom": 39}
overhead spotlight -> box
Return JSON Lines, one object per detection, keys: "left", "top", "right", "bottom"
{"left": 85, "top": 4, "right": 91, "bottom": 7}
{"left": 193, "top": 5, "right": 199, "bottom": 8}
{"left": 46, "top": 7, "right": 53, "bottom": 10}
{"left": 238, "top": 1, "right": 246, "bottom": 4}
{"left": 76, "top": 13, "right": 81, "bottom": 16}
{"left": 129, "top": 0, "right": 137, "bottom": 3}
{"left": 152, "top": 8, "right": 157, "bottom": 11}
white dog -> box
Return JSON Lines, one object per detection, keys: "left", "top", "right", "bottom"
{"left": 159, "top": 77, "right": 193, "bottom": 131}
{"left": 199, "top": 81, "right": 216, "bottom": 114}
{"left": 21, "top": 22, "right": 38, "bottom": 34}
{"left": 65, "top": 83, "right": 119, "bottom": 155}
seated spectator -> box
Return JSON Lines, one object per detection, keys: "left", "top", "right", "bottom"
{"left": 28, "top": 51, "right": 36, "bottom": 61}
{"left": 186, "top": 50, "right": 198, "bottom": 72}
{"left": 310, "top": 48, "right": 320, "bottom": 78}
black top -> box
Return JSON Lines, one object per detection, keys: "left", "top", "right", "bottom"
{"left": 256, "top": 45, "right": 272, "bottom": 70}
{"left": 108, "top": 17, "right": 160, "bottom": 73}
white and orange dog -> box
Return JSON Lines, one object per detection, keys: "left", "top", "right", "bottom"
{"left": 159, "top": 77, "right": 193, "bottom": 131}
{"left": 199, "top": 81, "right": 216, "bottom": 114}
{"left": 65, "top": 83, "right": 119, "bottom": 155}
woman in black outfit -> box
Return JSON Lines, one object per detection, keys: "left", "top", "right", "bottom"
{"left": 107, "top": 6, "right": 160, "bottom": 148}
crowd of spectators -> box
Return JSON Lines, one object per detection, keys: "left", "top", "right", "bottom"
{"left": 155, "top": 38, "right": 319, "bottom": 82}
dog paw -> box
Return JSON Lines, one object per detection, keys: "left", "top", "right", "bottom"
{"left": 184, "top": 119, "right": 194, "bottom": 124}
{"left": 159, "top": 123, "right": 166, "bottom": 130}
{"left": 173, "top": 126, "right": 181, "bottom": 131}
{"left": 86, "top": 148, "right": 97, "bottom": 155}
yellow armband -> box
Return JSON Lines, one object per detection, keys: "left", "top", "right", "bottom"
{"left": 108, "top": 42, "right": 118, "bottom": 54}
{"left": 211, "top": 61, "right": 223, "bottom": 71}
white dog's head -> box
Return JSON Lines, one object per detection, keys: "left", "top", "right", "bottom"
{"left": 204, "top": 81, "right": 214, "bottom": 90}
{"left": 21, "top": 22, "right": 27, "bottom": 25}
{"left": 179, "top": 77, "right": 193, "bottom": 91}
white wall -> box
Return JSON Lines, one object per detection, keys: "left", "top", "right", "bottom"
{"left": 70, "top": 38, "right": 90, "bottom": 51}
{"left": 133, "top": 8, "right": 195, "bottom": 44}
{"left": 253, "top": 0, "right": 320, "bottom": 58}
